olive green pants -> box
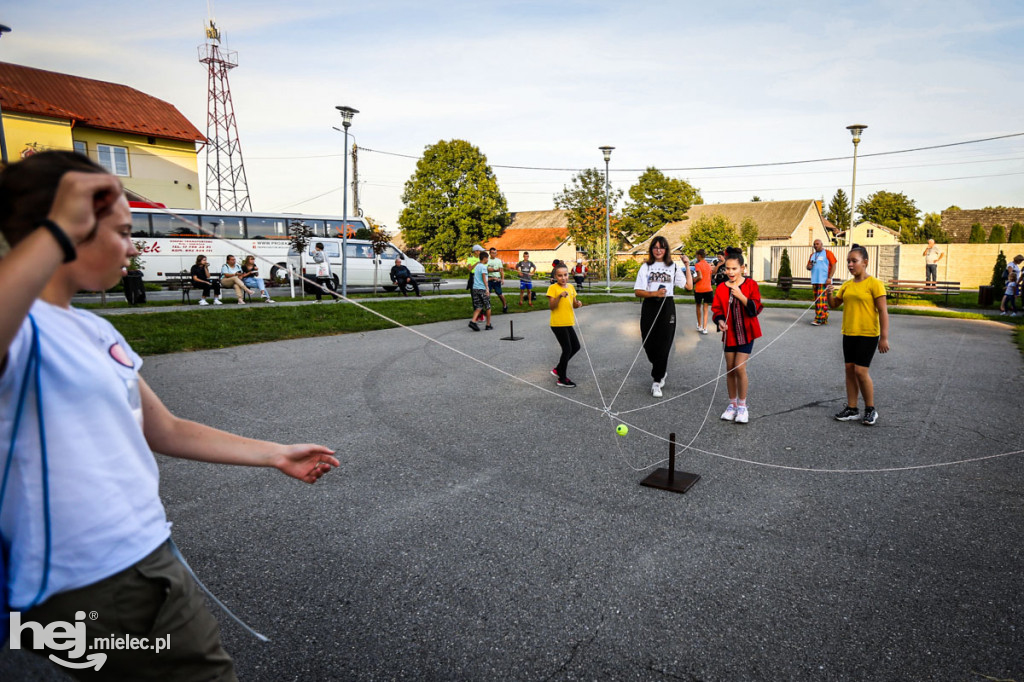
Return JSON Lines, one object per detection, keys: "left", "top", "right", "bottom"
{"left": 24, "top": 541, "right": 236, "bottom": 681}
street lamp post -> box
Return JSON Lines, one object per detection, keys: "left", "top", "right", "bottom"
{"left": 599, "top": 145, "right": 614, "bottom": 292}
{"left": 336, "top": 105, "right": 359, "bottom": 297}
{"left": 0, "top": 24, "right": 12, "bottom": 165}
{"left": 846, "top": 124, "right": 867, "bottom": 242}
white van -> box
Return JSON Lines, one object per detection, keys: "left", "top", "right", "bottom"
{"left": 287, "top": 238, "right": 426, "bottom": 290}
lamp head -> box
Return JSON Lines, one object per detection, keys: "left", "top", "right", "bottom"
{"left": 846, "top": 124, "right": 867, "bottom": 144}
{"left": 598, "top": 145, "right": 615, "bottom": 162}
{"left": 336, "top": 105, "right": 359, "bottom": 129}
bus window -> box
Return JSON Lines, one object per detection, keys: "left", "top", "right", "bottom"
{"left": 131, "top": 213, "right": 151, "bottom": 237}
{"left": 247, "top": 216, "right": 290, "bottom": 239}
{"left": 287, "top": 219, "right": 325, "bottom": 237}
{"left": 151, "top": 214, "right": 200, "bottom": 237}
{"left": 202, "top": 215, "right": 245, "bottom": 239}
{"left": 326, "top": 220, "right": 359, "bottom": 238}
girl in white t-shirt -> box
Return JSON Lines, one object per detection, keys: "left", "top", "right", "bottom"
{"left": 633, "top": 236, "right": 693, "bottom": 398}
{"left": 0, "top": 151, "right": 339, "bottom": 677}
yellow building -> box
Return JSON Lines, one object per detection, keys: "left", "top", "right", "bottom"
{"left": 837, "top": 221, "right": 902, "bottom": 246}
{"left": 0, "top": 61, "right": 205, "bottom": 208}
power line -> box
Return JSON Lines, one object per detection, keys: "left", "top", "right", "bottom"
{"left": 356, "top": 132, "right": 1024, "bottom": 172}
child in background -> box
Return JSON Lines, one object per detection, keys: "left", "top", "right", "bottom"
{"left": 711, "top": 247, "right": 763, "bottom": 424}
{"left": 693, "top": 248, "right": 712, "bottom": 334}
{"left": 468, "top": 250, "right": 492, "bottom": 331}
{"left": 547, "top": 264, "right": 583, "bottom": 388}
{"left": 827, "top": 244, "right": 890, "bottom": 425}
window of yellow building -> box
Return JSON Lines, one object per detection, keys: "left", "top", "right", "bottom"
{"left": 97, "top": 144, "right": 130, "bottom": 176}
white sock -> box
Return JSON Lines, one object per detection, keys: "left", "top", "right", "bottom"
{"left": 738, "top": 399, "right": 747, "bottom": 408}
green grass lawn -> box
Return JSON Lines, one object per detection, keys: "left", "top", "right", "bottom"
{"left": 108, "top": 293, "right": 624, "bottom": 355}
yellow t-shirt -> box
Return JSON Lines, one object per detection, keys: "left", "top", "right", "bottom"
{"left": 546, "top": 282, "right": 577, "bottom": 327}
{"left": 838, "top": 276, "right": 886, "bottom": 337}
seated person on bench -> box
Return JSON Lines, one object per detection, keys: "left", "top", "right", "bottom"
{"left": 390, "top": 258, "right": 421, "bottom": 297}
{"left": 190, "top": 255, "right": 222, "bottom": 305}
{"left": 241, "top": 255, "right": 274, "bottom": 303}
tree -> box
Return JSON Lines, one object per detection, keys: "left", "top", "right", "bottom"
{"left": 988, "top": 224, "right": 1006, "bottom": 243}
{"left": 681, "top": 214, "right": 739, "bottom": 256}
{"left": 1009, "top": 222, "right": 1024, "bottom": 243}
{"left": 399, "top": 139, "right": 509, "bottom": 262}
{"left": 750, "top": 196, "right": 762, "bottom": 202}
{"left": 739, "top": 217, "right": 759, "bottom": 250}
{"left": 991, "top": 251, "right": 1007, "bottom": 290}
{"left": 916, "top": 213, "right": 949, "bottom": 244}
{"left": 969, "top": 223, "right": 987, "bottom": 243}
{"left": 826, "top": 189, "right": 851, "bottom": 232}
{"left": 619, "top": 167, "right": 702, "bottom": 242}
{"left": 855, "top": 190, "right": 920, "bottom": 238}
{"left": 554, "top": 167, "right": 624, "bottom": 271}
{"left": 369, "top": 225, "right": 391, "bottom": 293}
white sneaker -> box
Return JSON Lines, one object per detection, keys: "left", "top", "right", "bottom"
{"left": 238, "top": 299, "right": 246, "bottom": 304}
{"left": 700, "top": 327, "right": 708, "bottom": 335}
{"left": 720, "top": 404, "right": 737, "bottom": 421}
{"left": 198, "top": 299, "right": 209, "bottom": 306}
{"left": 735, "top": 406, "right": 749, "bottom": 424}
{"left": 697, "top": 325, "right": 703, "bottom": 332}
{"left": 265, "top": 298, "right": 275, "bottom": 303}
{"left": 213, "top": 298, "right": 223, "bottom": 305}
{"left": 651, "top": 382, "right": 663, "bottom": 398}
{"left": 658, "top": 374, "right": 667, "bottom": 388}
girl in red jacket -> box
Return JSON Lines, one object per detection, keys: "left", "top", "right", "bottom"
{"left": 711, "top": 247, "right": 763, "bottom": 424}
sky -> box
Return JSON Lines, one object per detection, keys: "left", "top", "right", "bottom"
{"left": 4, "top": 1, "right": 1024, "bottom": 232}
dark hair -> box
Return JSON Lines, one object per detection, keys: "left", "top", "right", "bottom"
{"left": 848, "top": 243, "right": 869, "bottom": 261}
{"left": 195, "top": 255, "right": 206, "bottom": 265}
{"left": 0, "top": 151, "right": 108, "bottom": 248}
{"left": 647, "top": 236, "right": 673, "bottom": 266}
{"left": 696, "top": 249, "right": 706, "bottom": 258}
{"left": 315, "top": 242, "right": 324, "bottom": 249}
{"left": 552, "top": 263, "right": 568, "bottom": 275}
{"left": 724, "top": 246, "right": 744, "bottom": 266}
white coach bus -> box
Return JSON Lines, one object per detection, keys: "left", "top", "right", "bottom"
{"left": 128, "top": 207, "right": 423, "bottom": 287}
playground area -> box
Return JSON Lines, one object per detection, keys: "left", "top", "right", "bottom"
{"left": 4, "top": 303, "right": 1021, "bottom": 680}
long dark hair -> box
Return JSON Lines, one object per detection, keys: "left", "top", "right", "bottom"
{"left": 646, "top": 236, "right": 673, "bottom": 266}
{"left": 0, "top": 151, "right": 108, "bottom": 248}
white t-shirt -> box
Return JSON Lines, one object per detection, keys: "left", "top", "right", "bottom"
{"left": 0, "top": 301, "right": 170, "bottom": 608}
{"left": 634, "top": 261, "right": 687, "bottom": 297}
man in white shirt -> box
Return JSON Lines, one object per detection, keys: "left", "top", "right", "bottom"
{"left": 922, "top": 239, "right": 943, "bottom": 286}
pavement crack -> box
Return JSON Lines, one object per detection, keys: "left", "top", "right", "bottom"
{"left": 542, "top": 613, "right": 607, "bottom": 681}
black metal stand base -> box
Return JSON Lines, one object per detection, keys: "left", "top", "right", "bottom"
{"left": 639, "top": 433, "right": 700, "bottom": 495}
{"left": 500, "top": 320, "right": 524, "bottom": 341}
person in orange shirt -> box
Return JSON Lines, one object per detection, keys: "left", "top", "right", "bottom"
{"left": 692, "top": 249, "right": 712, "bottom": 334}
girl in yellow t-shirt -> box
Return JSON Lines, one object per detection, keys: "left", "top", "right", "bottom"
{"left": 826, "top": 244, "right": 890, "bottom": 426}
{"left": 547, "top": 264, "right": 583, "bottom": 388}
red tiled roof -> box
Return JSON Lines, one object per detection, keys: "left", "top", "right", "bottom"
{"left": 0, "top": 62, "right": 205, "bottom": 143}
{"left": 485, "top": 228, "right": 569, "bottom": 251}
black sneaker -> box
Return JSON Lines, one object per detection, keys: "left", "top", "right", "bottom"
{"left": 485, "top": 325, "right": 494, "bottom": 330}
{"left": 861, "top": 408, "right": 878, "bottom": 426}
{"left": 468, "top": 321, "right": 480, "bottom": 332}
{"left": 556, "top": 378, "right": 577, "bottom": 388}
{"left": 834, "top": 405, "right": 860, "bottom": 421}
{"left": 502, "top": 305, "right": 508, "bottom": 314}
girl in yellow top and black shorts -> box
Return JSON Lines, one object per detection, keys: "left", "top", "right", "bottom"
{"left": 547, "top": 264, "right": 583, "bottom": 388}
{"left": 826, "top": 244, "right": 890, "bottom": 426}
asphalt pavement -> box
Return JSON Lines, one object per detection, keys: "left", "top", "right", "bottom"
{"left": 3, "top": 303, "right": 1022, "bottom": 681}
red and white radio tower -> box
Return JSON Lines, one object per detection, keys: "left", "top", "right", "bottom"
{"left": 198, "top": 19, "right": 252, "bottom": 211}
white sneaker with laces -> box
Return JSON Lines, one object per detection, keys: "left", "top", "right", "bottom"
{"left": 198, "top": 299, "right": 209, "bottom": 306}
{"left": 735, "top": 406, "right": 749, "bottom": 424}
{"left": 213, "top": 298, "right": 223, "bottom": 305}
{"left": 720, "top": 404, "right": 737, "bottom": 421}
{"left": 651, "top": 382, "right": 662, "bottom": 398}
{"left": 700, "top": 327, "right": 708, "bottom": 335}
{"left": 265, "top": 298, "right": 275, "bottom": 303}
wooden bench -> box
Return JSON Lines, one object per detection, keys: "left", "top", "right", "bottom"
{"left": 886, "top": 279, "right": 961, "bottom": 305}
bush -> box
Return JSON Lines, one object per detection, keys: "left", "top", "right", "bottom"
{"left": 778, "top": 248, "right": 793, "bottom": 297}
{"left": 616, "top": 259, "right": 641, "bottom": 280}
{"left": 969, "top": 223, "right": 987, "bottom": 243}
{"left": 1009, "top": 223, "right": 1024, "bottom": 243}
{"left": 991, "top": 251, "right": 1008, "bottom": 289}
{"left": 989, "top": 225, "right": 1006, "bottom": 243}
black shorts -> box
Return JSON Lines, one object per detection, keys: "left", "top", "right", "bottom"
{"left": 694, "top": 291, "right": 713, "bottom": 305}
{"left": 724, "top": 341, "right": 754, "bottom": 354}
{"left": 843, "top": 335, "right": 879, "bottom": 367}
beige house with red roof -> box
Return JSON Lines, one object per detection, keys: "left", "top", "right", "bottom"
{"left": 0, "top": 62, "right": 205, "bottom": 208}
{"left": 483, "top": 209, "right": 581, "bottom": 270}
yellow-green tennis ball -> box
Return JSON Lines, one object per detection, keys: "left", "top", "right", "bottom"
{"left": 616, "top": 424, "right": 628, "bottom": 436}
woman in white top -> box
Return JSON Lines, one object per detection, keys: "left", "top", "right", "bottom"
{"left": 0, "top": 151, "right": 338, "bottom": 678}
{"left": 633, "top": 236, "right": 694, "bottom": 398}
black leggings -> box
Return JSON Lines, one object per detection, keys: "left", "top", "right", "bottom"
{"left": 640, "top": 297, "right": 676, "bottom": 381}
{"left": 550, "top": 326, "right": 580, "bottom": 381}
{"left": 193, "top": 279, "right": 221, "bottom": 298}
